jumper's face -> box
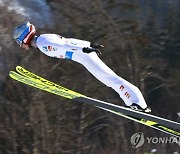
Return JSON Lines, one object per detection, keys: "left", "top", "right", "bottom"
{"left": 21, "top": 43, "right": 30, "bottom": 50}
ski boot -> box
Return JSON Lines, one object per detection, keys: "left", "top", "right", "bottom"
{"left": 129, "top": 103, "right": 151, "bottom": 113}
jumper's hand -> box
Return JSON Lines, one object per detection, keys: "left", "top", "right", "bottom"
{"left": 82, "top": 47, "right": 101, "bottom": 55}
{"left": 90, "top": 43, "right": 104, "bottom": 49}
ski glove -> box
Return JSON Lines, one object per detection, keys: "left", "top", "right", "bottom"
{"left": 82, "top": 47, "right": 101, "bottom": 55}
{"left": 90, "top": 43, "right": 104, "bottom": 49}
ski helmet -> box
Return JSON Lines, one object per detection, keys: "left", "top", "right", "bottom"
{"left": 13, "top": 22, "right": 36, "bottom": 46}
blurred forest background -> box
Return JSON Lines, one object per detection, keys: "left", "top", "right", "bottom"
{"left": 0, "top": 0, "right": 180, "bottom": 154}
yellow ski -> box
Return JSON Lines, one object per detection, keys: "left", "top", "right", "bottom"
{"left": 9, "top": 67, "right": 180, "bottom": 138}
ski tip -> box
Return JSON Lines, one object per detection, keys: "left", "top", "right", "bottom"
{"left": 9, "top": 71, "right": 14, "bottom": 75}
{"left": 16, "top": 65, "right": 22, "bottom": 69}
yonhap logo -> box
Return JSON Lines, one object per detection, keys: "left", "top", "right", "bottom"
{"left": 130, "top": 132, "right": 179, "bottom": 148}
{"left": 130, "top": 132, "right": 145, "bottom": 148}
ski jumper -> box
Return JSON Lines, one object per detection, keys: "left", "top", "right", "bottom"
{"left": 36, "top": 34, "right": 147, "bottom": 109}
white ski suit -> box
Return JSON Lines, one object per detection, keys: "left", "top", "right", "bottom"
{"left": 36, "top": 34, "right": 147, "bottom": 109}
